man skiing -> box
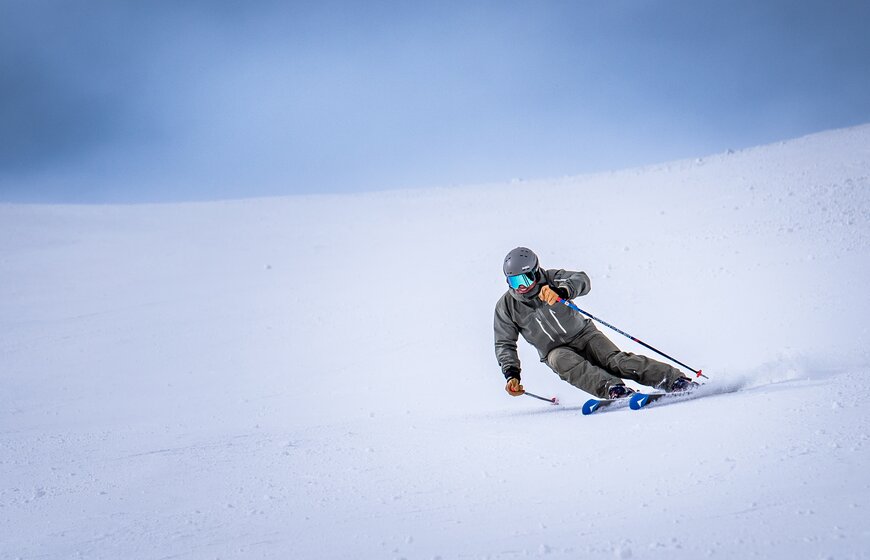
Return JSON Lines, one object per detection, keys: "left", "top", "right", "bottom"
{"left": 494, "top": 247, "right": 696, "bottom": 400}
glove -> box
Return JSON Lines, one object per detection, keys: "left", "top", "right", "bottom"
{"left": 505, "top": 377, "right": 525, "bottom": 396}
{"left": 539, "top": 285, "right": 561, "bottom": 306}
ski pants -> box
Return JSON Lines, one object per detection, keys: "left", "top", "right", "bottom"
{"left": 545, "top": 322, "right": 684, "bottom": 398}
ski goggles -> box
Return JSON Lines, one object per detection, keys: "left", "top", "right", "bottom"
{"left": 506, "top": 271, "right": 537, "bottom": 291}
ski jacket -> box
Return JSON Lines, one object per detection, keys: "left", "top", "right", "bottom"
{"left": 494, "top": 268, "right": 591, "bottom": 379}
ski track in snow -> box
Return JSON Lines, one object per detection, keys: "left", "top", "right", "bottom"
{"left": 2, "top": 125, "right": 870, "bottom": 559}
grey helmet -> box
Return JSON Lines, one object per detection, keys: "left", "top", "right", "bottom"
{"left": 503, "top": 247, "right": 541, "bottom": 294}
{"left": 503, "top": 247, "right": 539, "bottom": 276}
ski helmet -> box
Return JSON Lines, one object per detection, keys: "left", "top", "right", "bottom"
{"left": 503, "top": 247, "right": 538, "bottom": 276}
{"left": 503, "top": 247, "right": 540, "bottom": 294}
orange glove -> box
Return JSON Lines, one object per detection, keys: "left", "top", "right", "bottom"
{"left": 505, "top": 377, "right": 525, "bottom": 396}
{"left": 539, "top": 285, "right": 561, "bottom": 306}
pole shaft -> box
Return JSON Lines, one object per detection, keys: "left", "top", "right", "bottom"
{"left": 524, "top": 391, "right": 557, "bottom": 404}
{"left": 559, "top": 298, "right": 708, "bottom": 379}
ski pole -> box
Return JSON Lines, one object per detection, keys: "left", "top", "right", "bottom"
{"left": 557, "top": 298, "right": 709, "bottom": 380}
{"left": 524, "top": 391, "right": 559, "bottom": 405}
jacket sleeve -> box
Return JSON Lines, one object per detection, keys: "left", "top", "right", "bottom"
{"left": 494, "top": 298, "right": 522, "bottom": 379}
{"left": 549, "top": 269, "right": 591, "bottom": 299}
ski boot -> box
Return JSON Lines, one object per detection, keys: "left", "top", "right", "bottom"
{"left": 671, "top": 377, "right": 699, "bottom": 392}
{"left": 608, "top": 384, "right": 636, "bottom": 400}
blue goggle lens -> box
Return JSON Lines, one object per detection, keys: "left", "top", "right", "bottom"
{"left": 507, "top": 272, "right": 536, "bottom": 290}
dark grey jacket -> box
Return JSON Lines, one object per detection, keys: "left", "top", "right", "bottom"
{"left": 494, "top": 268, "right": 591, "bottom": 379}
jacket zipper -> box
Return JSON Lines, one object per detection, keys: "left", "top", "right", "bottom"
{"left": 535, "top": 318, "right": 555, "bottom": 342}
{"left": 549, "top": 309, "right": 568, "bottom": 334}
{"left": 537, "top": 307, "right": 565, "bottom": 343}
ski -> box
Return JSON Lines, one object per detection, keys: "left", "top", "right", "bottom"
{"left": 583, "top": 389, "right": 698, "bottom": 415}
{"left": 629, "top": 390, "right": 695, "bottom": 410}
{"left": 581, "top": 396, "right": 631, "bottom": 415}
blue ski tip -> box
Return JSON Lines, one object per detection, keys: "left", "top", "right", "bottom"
{"left": 581, "top": 399, "right": 601, "bottom": 415}
{"left": 629, "top": 393, "right": 651, "bottom": 410}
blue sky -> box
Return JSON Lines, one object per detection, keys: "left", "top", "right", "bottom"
{"left": 2, "top": 0, "right": 869, "bottom": 203}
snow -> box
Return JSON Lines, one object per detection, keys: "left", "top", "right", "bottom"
{"left": 2, "top": 124, "right": 870, "bottom": 559}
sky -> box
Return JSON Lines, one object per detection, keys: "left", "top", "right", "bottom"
{"left": 1, "top": 0, "right": 869, "bottom": 203}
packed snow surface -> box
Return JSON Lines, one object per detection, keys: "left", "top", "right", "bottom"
{"left": 2, "top": 125, "right": 870, "bottom": 559}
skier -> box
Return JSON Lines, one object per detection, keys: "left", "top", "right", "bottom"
{"left": 494, "top": 247, "right": 697, "bottom": 400}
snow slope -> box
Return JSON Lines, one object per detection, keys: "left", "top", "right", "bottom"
{"left": 2, "top": 124, "right": 870, "bottom": 559}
